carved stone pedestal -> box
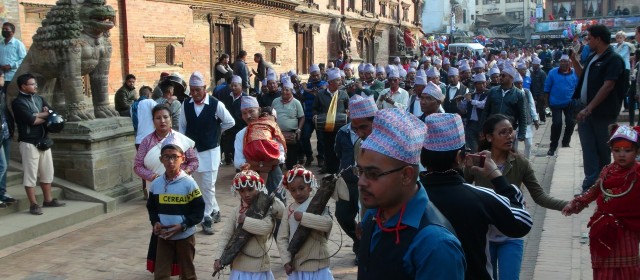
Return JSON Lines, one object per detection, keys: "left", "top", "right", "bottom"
{"left": 48, "top": 118, "right": 136, "bottom": 192}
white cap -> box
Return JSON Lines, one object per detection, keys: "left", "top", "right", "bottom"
{"left": 489, "top": 66, "right": 500, "bottom": 76}
{"left": 376, "top": 66, "right": 385, "bottom": 74}
{"left": 394, "top": 57, "right": 401, "bottom": 63}
{"left": 282, "top": 76, "right": 294, "bottom": 90}
{"left": 408, "top": 68, "right": 417, "bottom": 74}
{"left": 387, "top": 68, "right": 400, "bottom": 79}
{"left": 434, "top": 58, "right": 442, "bottom": 65}
{"left": 414, "top": 76, "right": 427, "bottom": 86}
{"left": 426, "top": 67, "right": 439, "bottom": 78}
{"left": 443, "top": 58, "right": 451, "bottom": 65}
{"left": 231, "top": 75, "right": 242, "bottom": 84}
{"left": 560, "top": 54, "right": 570, "bottom": 61}
{"left": 516, "top": 61, "right": 527, "bottom": 70}
{"left": 365, "top": 64, "right": 376, "bottom": 73}
{"left": 514, "top": 73, "right": 523, "bottom": 83}
{"left": 472, "top": 73, "right": 486, "bottom": 82}
{"left": 343, "top": 63, "right": 352, "bottom": 70}
{"left": 447, "top": 67, "right": 459, "bottom": 76}
{"left": 399, "top": 68, "right": 407, "bottom": 78}
{"left": 416, "top": 69, "right": 426, "bottom": 78}
{"left": 532, "top": 56, "right": 541, "bottom": 65}
{"left": 189, "top": 71, "right": 206, "bottom": 86}
{"left": 310, "top": 64, "right": 320, "bottom": 73}
{"left": 327, "top": 68, "right": 341, "bottom": 81}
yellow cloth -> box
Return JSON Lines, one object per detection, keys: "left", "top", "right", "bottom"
{"left": 325, "top": 91, "right": 339, "bottom": 132}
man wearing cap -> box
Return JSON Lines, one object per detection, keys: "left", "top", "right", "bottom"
{"left": 179, "top": 71, "right": 235, "bottom": 234}
{"left": 516, "top": 61, "right": 532, "bottom": 90}
{"left": 335, "top": 94, "right": 377, "bottom": 265}
{"left": 543, "top": 55, "right": 577, "bottom": 156}
{"left": 408, "top": 76, "right": 427, "bottom": 116}
{"left": 530, "top": 56, "right": 548, "bottom": 124}
{"left": 459, "top": 61, "right": 473, "bottom": 89}
{"left": 343, "top": 63, "right": 356, "bottom": 83}
{"left": 443, "top": 67, "right": 468, "bottom": 114}
{"left": 488, "top": 66, "right": 501, "bottom": 88}
{"left": 426, "top": 67, "right": 447, "bottom": 99}
{"left": 376, "top": 69, "right": 409, "bottom": 110}
{"left": 272, "top": 77, "right": 304, "bottom": 169}
{"left": 219, "top": 75, "right": 248, "bottom": 166}
{"left": 301, "top": 64, "right": 328, "bottom": 168}
{"left": 357, "top": 108, "right": 465, "bottom": 280}
{"left": 257, "top": 72, "right": 281, "bottom": 108}
{"left": 482, "top": 62, "right": 528, "bottom": 142}
{"left": 459, "top": 74, "right": 489, "bottom": 153}
{"left": 420, "top": 113, "right": 532, "bottom": 280}
{"left": 375, "top": 66, "right": 386, "bottom": 83}
{"left": 419, "top": 82, "right": 446, "bottom": 122}
{"left": 355, "top": 64, "right": 384, "bottom": 100}
{"left": 539, "top": 45, "right": 553, "bottom": 72}
{"left": 473, "top": 60, "right": 485, "bottom": 75}
{"left": 513, "top": 73, "right": 540, "bottom": 159}
{"left": 313, "top": 68, "right": 349, "bottom": 174}
{"left": 404, "top": 68, "right": 416, "bottom": 93}
{"left": 570, "top": 24, "right": 628, "bottom": 193}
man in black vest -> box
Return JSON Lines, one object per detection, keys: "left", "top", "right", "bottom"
{"left": 357, "top": 109, "right": 464, "bottom": 280}
{"left": 219, "top": 75, "right": 247, "bottom": 166}
{"left": 443, "top": 67, "right": 468, "bottom": 114}
{"left": 312, "top": 68, "right": 349, "bottom": 174}
{"left": 179, "top": 71, "right": 235, "bottom": 235}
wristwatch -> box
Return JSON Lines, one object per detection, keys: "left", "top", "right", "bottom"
{"left": 181, "top": 223, "right": 188, "bottom": 232}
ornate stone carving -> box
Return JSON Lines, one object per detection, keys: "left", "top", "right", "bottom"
{"left": 9, "top": 0, "right": 118, "bottom": 121}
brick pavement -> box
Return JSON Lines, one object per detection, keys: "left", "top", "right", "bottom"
{"left": 0, "top": 121, "right": 600, "bottom": 280}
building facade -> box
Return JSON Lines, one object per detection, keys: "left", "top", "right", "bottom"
{"left": 422, "top": 0, "right": 476, "bottom": 34}
{"left": 7, "top": 0, "right": 423, "bottom": 98}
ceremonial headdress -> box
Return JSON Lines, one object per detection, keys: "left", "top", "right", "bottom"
{"left": 232, "top": 167, "right": 267, "bottom": 195}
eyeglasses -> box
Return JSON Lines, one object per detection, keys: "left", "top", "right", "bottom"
{"left": 496, "top": 128, "right": 515, "bottom": 137}
{"left": 160, "top": 154, "right": 183, "bottom": 161}
{"left": 353, "top": 165, "right": 407, "bottom": 180}
{"left": 26, "top": 83, "right": 37, "bottom": 87}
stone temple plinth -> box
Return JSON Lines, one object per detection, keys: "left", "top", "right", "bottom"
{"left": 48, "top": 117, "right": 136, "bottom": 192}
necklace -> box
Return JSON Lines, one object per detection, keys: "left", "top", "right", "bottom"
{"left": 163, "top": 172, "right": 181, "bottom": 192}
{"left": 376, "top": 204, "right": 408, "bottom": 245}
{"left": 423, "top": 169, "right": 459, "bottom": 176}
{"left": 600, "top": 165, "right": 637, "bottom": 202}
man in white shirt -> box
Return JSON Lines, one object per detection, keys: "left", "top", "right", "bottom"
{"left": 179, "top": 71, "right": 235, "bottom": 234}
{"left": 376, "top": 68, "right": 409, "bottom": 110}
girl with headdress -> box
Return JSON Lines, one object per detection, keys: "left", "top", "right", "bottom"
{"left": 563, "top": 125, "right": 640, "bottom": 279}
{"left": 276, "top": 165, "right": 334, "bottom": 279}
{"left": 213, "top": 166, "right": 283, "bottom": 280}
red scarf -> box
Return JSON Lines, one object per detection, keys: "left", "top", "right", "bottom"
{"left": 588, "top": 162, "right": 640, "bottom": 256}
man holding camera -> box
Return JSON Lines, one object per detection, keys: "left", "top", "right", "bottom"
{"left": 12, "top": 73, "right": 65, "bottom": 215}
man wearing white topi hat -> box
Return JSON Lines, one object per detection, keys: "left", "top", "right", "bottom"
{"left": 179, "top": 71, "right": 236, "bottom": 234}
{"left": 376, "top": 68, "right": 409, "bottom": 110}
{"left": 481, "top": 61, "right": 528, "bottom": 141}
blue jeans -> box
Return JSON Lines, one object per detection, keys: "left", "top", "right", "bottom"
{"left": 578, "top": 115, "right": 616, "bottom": 191}
{"left": 0, "top": 139, "right": 9, "bottom": 197}
{"left": 301, "top": 118, "right": 324, "bottom": 161}
{"left": 490, "top": 239, "right": 524, "bottom": 280}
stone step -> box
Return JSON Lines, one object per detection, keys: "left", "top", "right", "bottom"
{"left": 6, "top": 171, "right": 21, "bottom": 187}
{"left": 0, "top": 200, "right": 103, "bottom": 250}
{"left": 0, "top": 185, "right": 63, "bottom": 217}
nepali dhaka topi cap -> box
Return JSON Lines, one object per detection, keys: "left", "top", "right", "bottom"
{"left": 189, "top": 71, "right": 206, "bottom": 87}
{"left": 361, "top": 108, "right": 427, "bottom": 164}
{"left": 423, "top": 113, "right": 465, "bottom": 151}
{"left": 422, "top": 81, "right": 445, "bottom": 102}
{"left": 448, "top": 67, "right": 459, "bottom": 76}
{"left": 349, "top": 94, "right": 377, "bottom": 119}
{"left": 240, "top": 95, "right": 259, "bottom": 110}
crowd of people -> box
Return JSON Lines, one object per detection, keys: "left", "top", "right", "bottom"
{"left": 0, "top": 16, "right": 639, "bottom": 279}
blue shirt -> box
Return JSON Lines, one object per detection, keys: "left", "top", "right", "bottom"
{"left": 544, "top": 67, "right": 578, "bottom": 107}
{"left": 523, "top": 75, "right": 532, "bottom": 90}
{"left": 302, "top": 79, "right": 328, "bottom": 119}
{"left": 362, "top": 187, "right": 466, "bottom": 279}
{"left": 0, "top": 37, "right": 26, "bottom": 81}
{"left": 580, "top": 45, "right": 591, "bottom": 65}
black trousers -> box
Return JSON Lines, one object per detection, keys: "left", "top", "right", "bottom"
{"left": 549, "top": 106, "right": 576, "bottom": 150}
{"left": 535, "top": 95, "right": 546, "bottom": 122}
{"left": 322, "top": 131, "right": 339, "bottom": 173}
{"left": 335, "top": 182, "right": 360, "bottom": 253}
{"left": 284, "top": 140, "right": 300, "bottom": 170}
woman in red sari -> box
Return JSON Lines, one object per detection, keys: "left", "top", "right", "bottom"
{"left": 564, "top": 125, "right": 640, "bottom": 280}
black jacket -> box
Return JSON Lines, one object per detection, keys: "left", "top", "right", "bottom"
{"left": 12, "top": 92, "right": 50, "bottom": 145}
{"left": 572, "top": 46, "right": 628, "bottom": 118}
{"left": 481, "top": 86, "right": 527, "bottom": 139}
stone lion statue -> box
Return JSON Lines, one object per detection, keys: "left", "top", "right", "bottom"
{"left": 8, "top": 0, "right": 118, "bottom": 122}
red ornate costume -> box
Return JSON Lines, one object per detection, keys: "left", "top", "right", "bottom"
{"left": 570, "top": 162, "right": 640, "bottom": 279}
{"left": 243, "top": 117, "right": 287, "bottom": 163}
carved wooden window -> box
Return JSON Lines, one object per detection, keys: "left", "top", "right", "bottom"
{"left": 260, "top": 41, "right": 282, "bottom": 65}
{"left": 144, "top": 36, "right": 185, "bottom": 68}
{"left": 380, "top": 1, "right": 387, "bottom": 17}
{"left": 155, "top": 44, "right": 176, "bottom": 65}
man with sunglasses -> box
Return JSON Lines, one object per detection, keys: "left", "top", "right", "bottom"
{"left": 178, "top": 71, "right": 235, "bottom": 234}
{"left": 356, "top": 108, "right": 465, "bottom": 280}
{"left": 420, "top": 113, "right": 532, "bottom": 280}
{"left": 570, "top": 24, "right": 628, "bottom": 194}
